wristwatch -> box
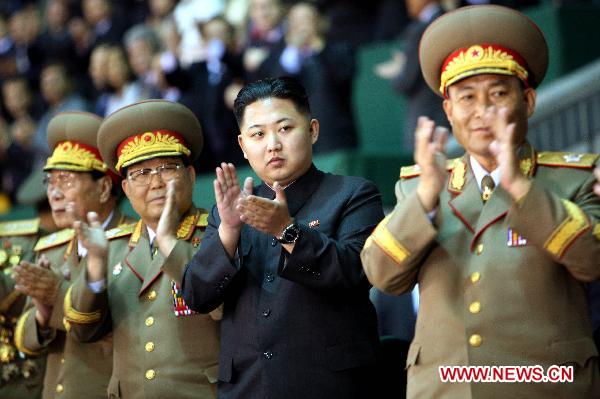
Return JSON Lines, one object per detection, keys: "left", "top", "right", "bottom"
{"left": 276, "top": 222, "right": 301, "bottom": 244}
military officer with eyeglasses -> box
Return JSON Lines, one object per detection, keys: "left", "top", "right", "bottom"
{"left": 13, "top": 111, "right": 134, "bottom": 399}
{"left": 63, "top": 100, "right": 220, "bottom": 399}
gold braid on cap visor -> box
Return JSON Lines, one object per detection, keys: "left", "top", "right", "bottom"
{"left": 44, "top": 141, "right": 108, "bottom": 172}
{"left": 440, "top": 44, "right": 529, "bottom": 95}
{"left": 115, "top": 130, "right": 191, "bottom": 173}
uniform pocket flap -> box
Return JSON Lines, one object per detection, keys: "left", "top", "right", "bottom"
{"left": 326, "top": 340, "right": 377, "bottom": 371}
{"left": 405, "top": 342, "right": 421, "bottom": 370}
{"left": 205, "top": 363, "right": 220, "bottom": 384}
{"left": 551, "top": 337, "right": 598, "bottom": 367}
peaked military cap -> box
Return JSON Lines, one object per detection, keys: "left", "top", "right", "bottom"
{"left": 419, "top": 5, "right": 549, "bottom": 97}
{"left": 97, "top": 100, "right": 203, "bottom": 175}
{"left": 44, "top": 111, "right": 106, "bottom": 173}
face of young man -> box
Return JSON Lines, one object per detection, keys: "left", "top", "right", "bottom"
{"left": 443, "top": 74, "right": 536, "bottom": 166}
{"left": 121, "top": 156, "right": 195, "bottom": 228}
{"left": 238, "top": 97, "right": 319, "bottom": 187}
{"left": 46, "top": 170, "right": 112, "bottom": 229}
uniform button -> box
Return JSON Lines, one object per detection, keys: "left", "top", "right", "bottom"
{"left": 145, "top": 369, "right": 156, "bottom": 380}
{"left": 470, "top": 272, "right": 481, "bottom": 283}
{"left": 262, "top": 309, "right": 271, "bottom": 317}
{"left": 263, "top": 351, "right": 273, "bottom": 359}
{"left": 475, "top": 244, "right": 484, "bottom": 255}
{"left": 145, "top": 316, "right": 154, "bottom": 327}
{"left": 145, "top": 342, "right": 155, "bottom": 352}
{"left": 271, "top": 238, "right": 278, "bottom": 247}
{"left": 265, "top": 274, "right": 275, "bottom": 282}
{"left": 60, "top": 358, "right": 65, "bottom": 364}
{"left": 469, "top": 301, "right": 481, "bottom": 314}
{"left": 147, "top": 290, "right": 157, "bottom": 301}
{"left": 56, "top": 384, "right": 64, "bottom": 393}
{"left": 469, "top": 334, "right": 482, "bottom": 347}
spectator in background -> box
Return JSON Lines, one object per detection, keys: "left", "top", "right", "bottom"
{"left": 0, "top": 117, "right": 36, "bottom": 201}
{"left": 8, "top": 6, "right": 44, "bottom": 88}
{"left": 1, "top": 75, "right": 41, "bottom": 124}
{"left": 374, "top": 0, "right": 447, "bottom": 151}
{"left": 242, "top": 0, "right": 285, "bottom": 81}
{"left": 261, "top": 3, "right": 358, "bottom": 153}
{"left": 88, "top": 44, "right": 111, "bottom": 115}
{"left": 82, "top": 0, "right": 127, "bottom": 47}
{"left": 124, "top": 24, "right": 161, "bottom": 98}
{"left": 33, "top": 62, "right": 89, "bottom": 167}
{"left": 104, "top": 45, "right": 149, "bottom": 116}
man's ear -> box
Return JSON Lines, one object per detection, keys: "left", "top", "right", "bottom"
{"left": 186, "top": 165, "right": 196, "bottom": 182}
{"left": 443, "top": 98, "right": 453, "bottom": 127}
{"left": 98, "top": 176, "right": 112, "bottom": 203}
{"left": 524, "top": 87, "right": 536, "bottom": 118}
{"left": 238, "top": 134, "right": 247, "bottom": 159}
{"left": 309, "top": 119, "right": 319, "bottom": 144}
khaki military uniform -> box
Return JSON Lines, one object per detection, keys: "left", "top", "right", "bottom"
{"left": 0, "top": 218, "right": 46, "bottom": 398}
{"left": 361, "top": 147, "right": 600, "bottom": 398}
{"left": 65, "top": 206, "right": 220, "bottom": 399}
{"left": 15, "top": 210, "right": 133, "bottom": 399}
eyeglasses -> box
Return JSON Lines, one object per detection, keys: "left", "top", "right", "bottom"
{"left": 127, "top": 163, "right": 184, "bottom": 186}
{"left": 43, "top": 171, "right": 79, "bottom": 190}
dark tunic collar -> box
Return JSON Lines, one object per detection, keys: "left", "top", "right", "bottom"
{"left": 255, "top": 164, "right": 323, "bottom": 216}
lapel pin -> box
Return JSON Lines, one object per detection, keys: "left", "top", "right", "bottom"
{"left": 113, "top": 262, "right": 123, "bottom": 276}
{"left": 308, "top": 220, "right": 320, "bottom": 228}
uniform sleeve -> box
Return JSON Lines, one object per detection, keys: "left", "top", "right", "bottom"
{"left": 14, "top": 302, "right": 54, "bottom": 355}
{"left": 47, "top": 279, "right": 70, "bottom": 331}
{"left": 62, "top": 267, "right": 111, "bottom": 343}
{"left": 277, "top": 180, "right": 383, "bottom": 292}
{"left": 361, "top": 179, "right": 438, "bottom": 295}
{"left": 181, "top": 206, "right": 241, "bottom": 314}
{"left": 507, "top": 171, "right": 600, "bottom": 282}
{"left": 162, "top": 239, "right": 196, "bottom": 282}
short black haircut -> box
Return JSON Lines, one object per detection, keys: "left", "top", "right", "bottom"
{"left": 233, "top": 77, "right": 311, "bottom": 127}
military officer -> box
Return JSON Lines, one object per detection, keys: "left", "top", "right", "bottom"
{"left": 64, "top": 100, "right": 220, "bottom": 399}
{"left": 13, "top": 111, "right": 134, "bottom": 399}
{"left": 361, "top": 5, "right": 600, "bottom": 398}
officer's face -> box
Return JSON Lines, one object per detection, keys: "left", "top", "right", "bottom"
{"left": 46, "top": 170, "right": 112, "bottom": 229}
{"left": 238, "top": 97, "right": 318, "bottom": 187}
{"left": 443, "top": 74, "right": 536, "bottom": 163}
{"left": 122, "top": 156, "right": 195, "bottom": 230}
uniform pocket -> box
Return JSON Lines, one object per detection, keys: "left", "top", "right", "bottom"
{"left": 325, "top": 340, "right": 377, "bottom": 371}
{"left": 405, "top": 342, "right": 421, "bottom": 370}
{"left": 551, "top": 337, "right": 598, "bottom": 367}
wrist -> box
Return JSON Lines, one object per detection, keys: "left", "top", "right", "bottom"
{"left": 508, "top": 177, "right": 532, "bottom": 201}
{"left": 417, "top": 184, "right": 441, "bottom": 213}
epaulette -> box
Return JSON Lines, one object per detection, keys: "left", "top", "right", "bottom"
{"left": 0, "top": 218, "right": 40, "bottom": 237}
{"left": 34, "top": 229, "right": 75, "bottom": 252}
{"left": 537, "top": 152, "right": 599, "bottom": 169}
{"left": 399, "top": 157, "right": 460, "bottom": 179}
{"left": 105, "top": 223, "right": 135, "bottom": 240}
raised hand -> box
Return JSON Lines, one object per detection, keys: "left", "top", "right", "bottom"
{"left": 73, "top": 210, "right": 108, "bottom": 282}
{"left": 414, "top": 116, "right": 449, "bottom": 212}
{"left": 488, "top": 107, "right": 531, "bottom": 200}
{"left": 237, "top": 181, "right": 293, "bottom": 237}
{"left": 214, "top": 163, "right": 252, "bottom": 257}
{"left": 156, "top": 180, "right": 179, "bottom": 256}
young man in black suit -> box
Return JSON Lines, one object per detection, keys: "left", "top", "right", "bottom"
{"left": 179, "top": 77, "right": 384, "bottom": 398}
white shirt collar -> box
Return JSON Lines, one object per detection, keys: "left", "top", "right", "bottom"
{"left": 78, "top": 210, "right": 115, "bottom": 258}
{"left": 469, "top": 156, "right": 501, "bottom": 193}
{"left": 147, "top": 226, "right": 157, "bottom": 247}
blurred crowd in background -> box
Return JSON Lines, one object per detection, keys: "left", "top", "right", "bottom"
{"left": 0, "top": 0, "right": 555, "bottom": 209}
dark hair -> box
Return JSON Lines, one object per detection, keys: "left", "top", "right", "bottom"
{"left": 233, "top": 77, "right": 310, "bottom": 126}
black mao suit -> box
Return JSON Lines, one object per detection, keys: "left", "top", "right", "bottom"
{"left": 181, "top": 165, "right": 383, "bottom": 399}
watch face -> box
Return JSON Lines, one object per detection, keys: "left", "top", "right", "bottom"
{"left": 280, "top": 223, "right": 300, "bottom": 243}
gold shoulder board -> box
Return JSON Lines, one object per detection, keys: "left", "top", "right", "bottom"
{"left": 0, "top": 218, "right": 40, "bottom": 237}
{"left": 34, "top": 229, "right": 75, "bottom": 252}
{"left": 105, "top": 223, "right": 135, "bottom": 240}
{"left": 399, "top": 157, "right": 460, "bottom": 179}
{"left": 537, "top": 152, "right": 599, "bottom": 168}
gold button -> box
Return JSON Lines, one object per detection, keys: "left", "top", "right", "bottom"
{"left": 469, "top": 301, "right": 481, "bottom": 314}
{"left": 145, "top": 316, "right": 154, "bottom": 327}
{"left": 147, "top": 290, "right": 157, "bottom": 301}
{"left": 145, "top": 369, "right": 156, "bottom": 380}
{"left": 469, "top": 334, "right": 482, "bottom": 347}
{"left": 60, "top": 358, "right": 65, "bottom": 364}
{"left": 145, "top": 342, "right": 155, "bottom": 352}
{"left": 56, "top": 384, "right": 64, "bottom": 393}
{"left": 475, "top": 244, "right": 484, "bottom": 255}
{"left": 470, "top": 272, "right": 481, "bottom": 283}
